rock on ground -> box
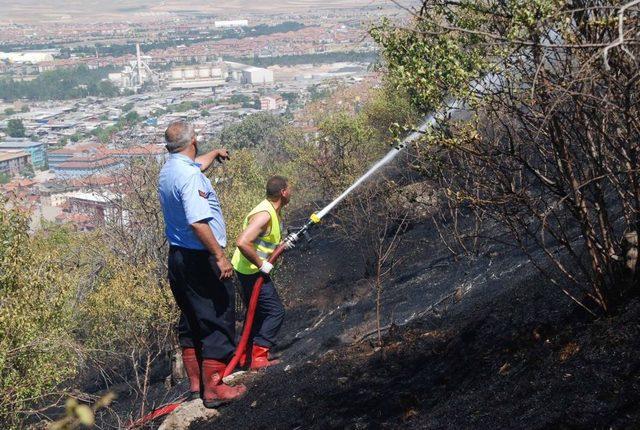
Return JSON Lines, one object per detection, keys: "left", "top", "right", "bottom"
{"left": 157, "top": 399, "right": 219, "bottom": 430}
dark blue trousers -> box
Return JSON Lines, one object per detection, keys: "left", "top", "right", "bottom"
{"left": 236, "top": 271, "right": 285, "bottom": 348}
{"left": 168, "top": 246, "right": 236, "bottom": 360}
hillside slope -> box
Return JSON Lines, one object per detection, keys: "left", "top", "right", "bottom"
{"left": 187, "top": 214, "right": 640, "bottom": 429}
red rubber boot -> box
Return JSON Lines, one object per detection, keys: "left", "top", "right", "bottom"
{"left": 250, "top": 345, "right": 280, "bottom": 370}
{"left": 181, "top": 347, "right": 201, "bottom": 400}
{"left": 201, "top": 359, "right": 247, "bottom": 408}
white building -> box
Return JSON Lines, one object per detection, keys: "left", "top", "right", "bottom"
{"left": 0, "top": 51, "right": 56, "bottom": 64}
{"left": 214, "top": 20, "right": 249, "bottom": 28}
{"left": 241, "top": 67, "right": 274, "bottom": 85}
{"left": 166, "top": 64, "right": 228, "bottom": 90}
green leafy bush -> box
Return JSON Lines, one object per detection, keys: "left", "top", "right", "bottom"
{"left": 0, "top": 205, "right": 78, "bottom": 427}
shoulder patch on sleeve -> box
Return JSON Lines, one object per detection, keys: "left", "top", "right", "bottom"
{"left": 198, "top": 190, "right": 207, "bottom": 198}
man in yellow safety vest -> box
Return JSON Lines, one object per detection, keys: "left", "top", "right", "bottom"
{"left": 231, "top": 176, "right": 292, "bottom": 369}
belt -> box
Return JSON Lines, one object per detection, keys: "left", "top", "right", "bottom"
{"left": 169, "top": 245, "right": 225, "bottom": 254}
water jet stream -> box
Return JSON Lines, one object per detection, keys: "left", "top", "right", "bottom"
{"left": 315, "top": 99, "right": 461, "bottom": 220}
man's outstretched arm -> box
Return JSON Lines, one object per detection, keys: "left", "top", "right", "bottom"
{"left": 196, "top": 149, "right": 229, "bottom": 171}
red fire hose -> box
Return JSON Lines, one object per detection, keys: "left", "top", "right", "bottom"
{"left": 222, "top": 243, "right": 287, "bottom": 378}
{"left": 125, "top": 400, "right": 184, "bottom": 429}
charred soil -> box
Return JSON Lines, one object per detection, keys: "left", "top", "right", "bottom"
{"left": 190, "top": 219, "right": 640, "bottom": 430}
{"left": 106, "top": 215, "right": 640, "bottom": 429}
{"left": 197, "top": 285, "right": 640, "bottom": 429}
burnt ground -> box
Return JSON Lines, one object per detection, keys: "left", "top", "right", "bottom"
{"left": 189, "top": 215, "right": 640, "bottom": 430}
{"left": 200, "top": 291, "right": 640, "bottom": 430}
{"left": 100, "top": 212, "right": 640, "bottom": 429}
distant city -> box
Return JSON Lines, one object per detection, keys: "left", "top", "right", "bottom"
{"left": 0, "top": 7, "right": 397, "bottom": 231}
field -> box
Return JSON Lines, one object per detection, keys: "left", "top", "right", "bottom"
{"left": 0, "top": 0, "right": 384, "bottom": 23}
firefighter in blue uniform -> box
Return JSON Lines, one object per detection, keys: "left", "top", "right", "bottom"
{"left": 158, "top": 120, "right": 246, "bottom": 408}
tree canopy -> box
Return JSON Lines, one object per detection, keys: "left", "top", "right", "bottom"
{"left": 219, "top": 112, "right": 287, "bottom": 150}
{"left": 6, "top": 119, "right": 26, "bottom": 138}
{"left": 0, "top": 65, "right": 119, "bottom": 101}
{"left": 372, "top": 0, "right": 640, "bottom": 314}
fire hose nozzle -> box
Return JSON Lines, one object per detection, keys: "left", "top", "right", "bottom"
{"left": 284, "top": 231, "right": 300, "bottom": 249}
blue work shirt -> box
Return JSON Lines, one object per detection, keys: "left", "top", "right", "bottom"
{"left": 158, "top": 153, "right": 227, "bottom": 250}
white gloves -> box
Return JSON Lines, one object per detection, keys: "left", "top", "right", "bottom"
{"left": 259, "top": 261, "right": 274, "bottom": 274}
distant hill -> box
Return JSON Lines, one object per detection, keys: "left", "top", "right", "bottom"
{"left": 0, "top": 0, "right": 381, "bottom": 23}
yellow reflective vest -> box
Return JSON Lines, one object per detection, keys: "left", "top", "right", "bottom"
{"left": 231, "top": 199, "right": 282, "bottom": 275}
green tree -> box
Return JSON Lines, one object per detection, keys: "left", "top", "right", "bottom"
{"left": 19, "top": 164, "right": 34, "bottom": 179}
{"left": 219, "top": 112, "right": 286, "bottom": 150}
{"left": 308, "top": 84, "right": 333, "bottom": 102}
{"left": 57, "top": 137, "right": 69, "bottom": 147}
{"left": 0, "top": 65, "right": 120, "bottom": 101}
{"left": 212, "top": 149, "right": 270, "bottom": 258}
{"left": 123, "top": 110, "right": 140, "bottom": 124}
{"left": 6, "top": 119, "right": 26, "bottom": 138}
{"left": 371, "top": 0, "right": 640, "bottom": 314}
{"left": 92, "top": 126, "right": 115, "bottom": 143}
{"left": 3, "top": 108, "right": 15, "bottom": 116}
{"left": 281, "top": 92, "right": 299, "bottom": 107}
{"left": 228, "top": 94, "right": 256, "bottom": 108}
{"left": 168, "top": 101, "right": 200, "bottom": 113}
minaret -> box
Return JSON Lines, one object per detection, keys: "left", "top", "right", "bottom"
{"left": 136, "top": 43, "right": 143, "bottom": 86}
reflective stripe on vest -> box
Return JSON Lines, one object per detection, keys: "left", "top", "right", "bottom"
{"left": 253, "top": 238, "right": 277, "bottom": 250}
{"left": 231, "top": 199, "right": 282, "bottom": 275}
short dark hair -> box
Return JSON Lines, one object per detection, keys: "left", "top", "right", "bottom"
{"left": 266, "top": 176, "right": 288, "bottom": 200}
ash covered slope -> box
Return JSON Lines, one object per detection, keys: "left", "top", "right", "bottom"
{"left": 193, "top": 214, "right": 640, "bottom": 429}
